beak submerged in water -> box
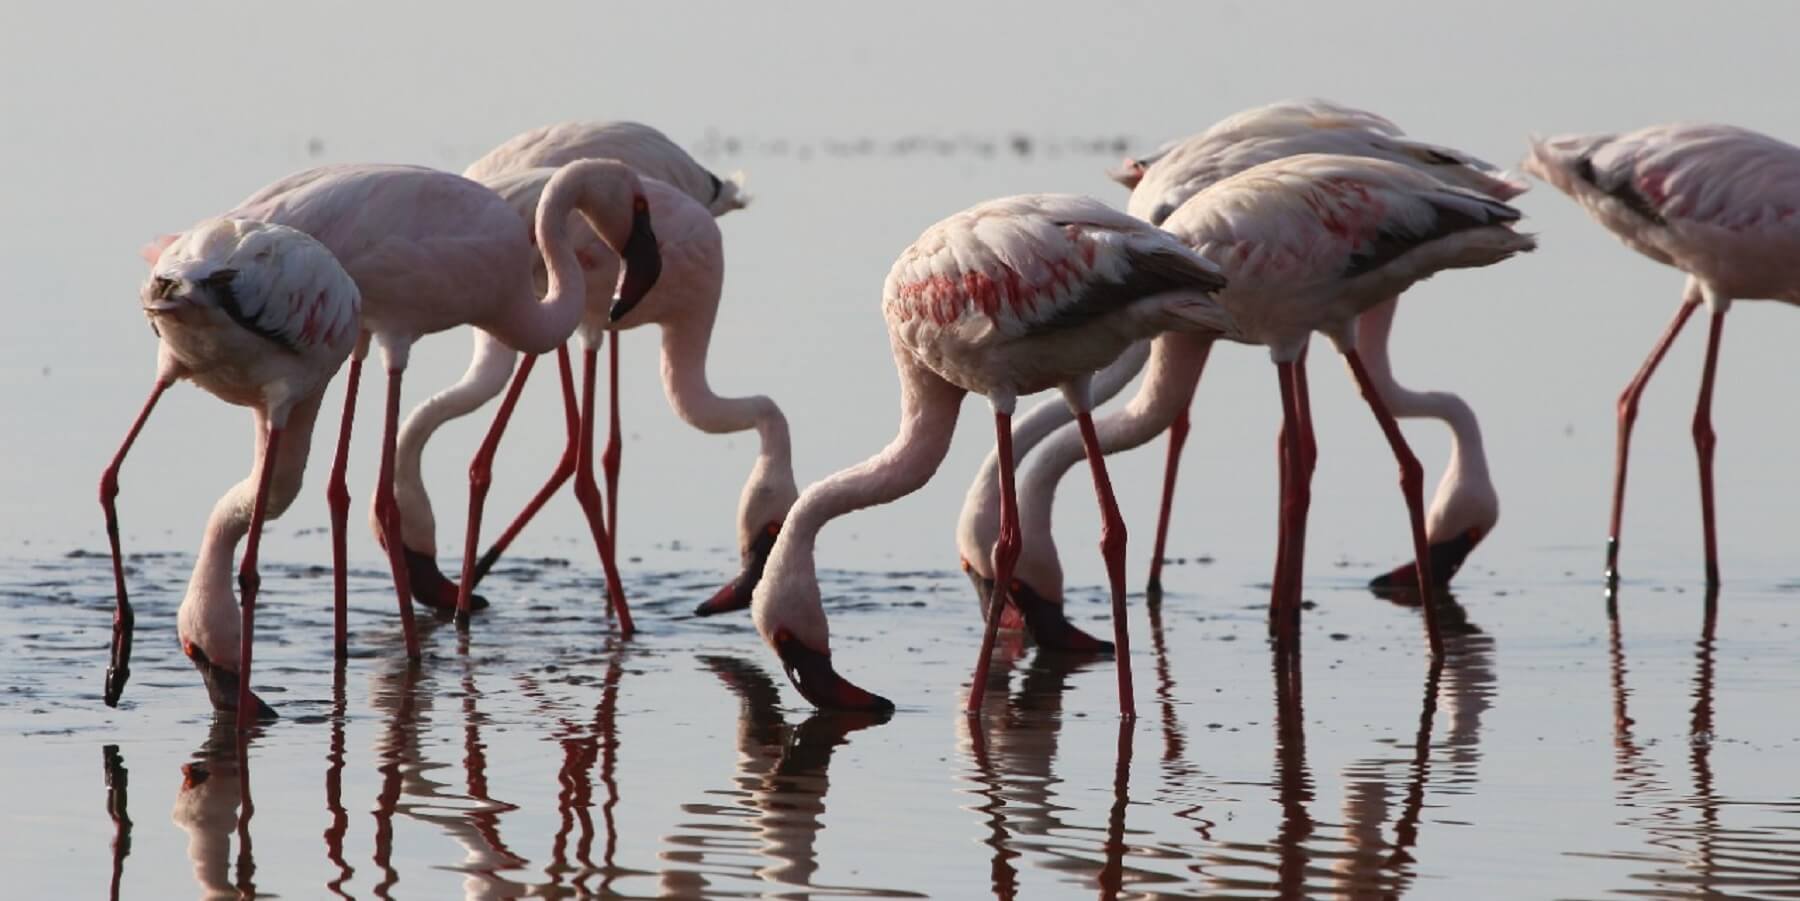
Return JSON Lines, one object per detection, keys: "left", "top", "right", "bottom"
{"left": 608, "top": 197, "right": 662, "bottom": 323}
{"left": 961, "top": 558, "right": 1025, "bottom": 631}
{"left": 1008, "top": 578, "right": 1112, "bottom": 654}
{"left": 1368, "top": 528, "right": 1486, "bottom": 595}
{"left": 188, "top": 646, "right": 277, "bottom": 722}
{"left": 694, "top": 522, "right": 782, "bottom": 616}
{"left": 773, "top": 629, "right": 894, "bottom": 714}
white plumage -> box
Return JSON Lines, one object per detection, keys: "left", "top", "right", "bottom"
{"left": 466, "top": 120, "right": 750, "bottom": 216}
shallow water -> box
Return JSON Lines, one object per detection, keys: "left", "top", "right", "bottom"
{"left": 5, "top": 536, "right": 1798, "bottom": 899}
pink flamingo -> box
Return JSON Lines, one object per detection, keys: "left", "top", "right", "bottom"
{"left": 750, "top": 194, "right": 1232, "bottom": 716}
{"left": 1524, "top": 123, "right": 1800, "bottom": 589}
{"left": 1129, "top": 100, "right": 1520, "bottom": 594}
{"left": 1013, "top": 154, "right": 1535, "bottom": 658}
{"left": 101, "top": 220, "right": 358, "bottom": 722}
{"left": 390, "top": 121, "right": 763, "bottom": 625}
{"left": 104, "top": 161, "right": 657, "bottom": 720}
{"left": 392, "top": 165, "right": 792, "bottom": 633}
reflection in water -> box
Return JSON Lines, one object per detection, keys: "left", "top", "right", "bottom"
{"left": 324, "top": 660, "right": 353, "bottom": 897}
{"left": 1585, "top": 588, "right": 1800, "bottom": 899}
{"left": 663, "top": 655, "right": 905, "bottom": 898}
{"left": 960, "top": 648, "right": 1165, "bottom": 899}
{"left": 171, "top": 720, "right": 255, "bottom": 899}
{"left": 102, "top": 744, "right": 131, "bottom": 901}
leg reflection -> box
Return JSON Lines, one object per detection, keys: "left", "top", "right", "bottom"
{"left": 102, "top": 744, "right": 131, "bottom": 901}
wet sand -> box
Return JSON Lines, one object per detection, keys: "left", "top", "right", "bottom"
{"left": 5, "top": 537, "right": 1798, "bottom": 899}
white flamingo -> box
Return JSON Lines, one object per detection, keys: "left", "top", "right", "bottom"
{"left": 750, "top": 193, "right": 1232, "bottom": 716}
{"left": 1525, "top": 123, "right": 1800, "bottom": 588}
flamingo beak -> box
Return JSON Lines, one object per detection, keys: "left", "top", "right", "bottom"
{"left": 962, "top": 559, "right": 1028, "bottom": 632}
{"left": 1368, "top": 528, "right": 1486, "bottom": 595}
{"left": 1009, "top": 579, "right": 1112, "bottom": 654}
{"left": 402, "top": 547, "right": 489, "bottom": 615}
{"left": 773, "top": 629, "right": 894, "bottom": 714}
{"left": 1106, "top": 157, "right": 1146, "bottom": 189}
{"left": 188, "top": 647, "right": 277, "bottom": 721}
{"left": 608, "top": 197, "right": 661, "bottom": 323}
{"left": 694, "top": 521, "right": 782, "bottom": 616}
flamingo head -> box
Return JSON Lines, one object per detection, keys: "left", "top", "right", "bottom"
{"left": 1369, "top": 478, "right": 1499, "bottom": 595}
{"left": 1000, "top": 577, "right": 1113, "bottom": 654}
{"left": 694, "top": 521, "right": 782, "bottom": 616}
{"left": 770, "top": 627, "right": 894, "bottom": 714}
{"left": 1106, "top": 156, "right": 1148, "bottom": 188}
{"left": 608, "top": 194, "right": 662, "bottom": 322}
{"left": 183, "top": 640, "right": 277, "bottom": 723}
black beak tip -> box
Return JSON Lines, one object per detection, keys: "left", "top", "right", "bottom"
{"left": 104, "top": 666, "right": 129, "bottom": 707}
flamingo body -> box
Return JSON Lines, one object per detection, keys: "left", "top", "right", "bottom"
{"left": 466, "top": 120, "right": 749, "bottom": 216}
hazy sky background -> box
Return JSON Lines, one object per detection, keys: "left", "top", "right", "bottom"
{"left": 4, "top": 0, "right": 1797, "bottom": 587}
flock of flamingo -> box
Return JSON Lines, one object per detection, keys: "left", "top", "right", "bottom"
{"left": 99, "top": 99, "right": 1797, "bottom": 728}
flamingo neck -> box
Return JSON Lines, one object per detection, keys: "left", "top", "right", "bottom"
{"left": 179, "top": 395, "right": 322, "bottom": 667}
{"left": 752, "top": 344, "right": 964, "bottom": 652}
{"left": 518, "top": 176, "right": 618, "bottom": 355}
{"left": 956, "top": 339, "right": 1155, "bottom": 573}
{"left": 392, "top": 329, "right": 519, "bottom": 556}
{"left": 659, "top": 314, "right": 799, "bottom": 550}
{"left": 1014, "top": 335, "right": 1210, "bottom": 595}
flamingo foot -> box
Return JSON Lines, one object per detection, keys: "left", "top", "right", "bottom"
{"left": 1011, "top": 579, "right": 1114, "bottom": 654}
{"left": 403, "top": 548, "right": 490, "bottom": 614}
{"left": 773, "top": 629, "right": 894, "bottom": 713}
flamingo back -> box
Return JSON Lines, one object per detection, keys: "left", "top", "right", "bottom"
{"left": 466, "top": 120, "right": 748, "bottom": 216}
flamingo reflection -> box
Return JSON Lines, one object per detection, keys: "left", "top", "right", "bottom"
{"left": 664, "top": 655, "right": 899, "bottom": 898}
{"left": 170, "top": 720, "right": 256, "bottom": 899}
{"left": 515, "top": 647, "right": 628, "bottom": 895}
{"left": 102, "top": 744, "right": 131, "bottom": 901}
{"left": 324, "top": 661, "right": 353, "bottom": 897}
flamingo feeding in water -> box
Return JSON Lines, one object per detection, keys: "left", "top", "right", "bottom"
{"left": 1016, "top": 155, "right": 1535, "bottom": 659}
{"left": 1133, "top": 100, "right": 1520, "bottom": 594}
{"left": 1524, "top": 123, "right": 1800, "bottom": 589}
{"left": 750, "top": 193, "right": 1233, "bottom": 716}
{"left": 388, "top": 121, "right": 758, "bottom": 624}
{"left": 394, "top": 166, "right": 793, "bottom": 632}
{"left": 960, "top": 101, "right": 1521, "bottom": 646}
{"left": 101, "top": 220, "right": 359, "bottom": 723}
{"left": 105, "top": 161, "right": 656, "bottom": 720}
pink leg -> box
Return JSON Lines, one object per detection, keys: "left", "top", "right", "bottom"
{"left": 1283, "top": 353, "right": 1317, "bottom": 622}
{"left": 235, "top": 424, "right": 283, "bottom": 728}
{"left": 603, "top": 335, "right": 622, "bottom": 550}
{"left": 100, "top": 378, "right": 173, "bottom": 707}
{"left": 326, "top": 356, "right": 362, "bottom": 657}
{"left": 456, "top": 354, "right": 538, "bottom": 627}
{"left": 1691, "top": 309, "right": 1727, "bottom": 587}
{"left": 1344, "top": 350, "right": 1442, "bottom": 659}
{"left": 372, "top": 368, "right": 421, "bottom": 660}
{"left": 1076, "top": 411, "right": 1136, "bottom": 719}
{"left": 1269, "top": 362, "right": 1303, "bottom": 644}
{"left": 472, "top": 345, "right": 579, "bottom": 585}
{"left": 966, "top": 411, "right": 1019, "bottom": 716}
{"left": 1146, "top": 407, "right": 1190, "bottom": 596}
{"left": 572, "top": 347, "right": 635, "bottom": 636}
{"left": 1608, "top": 297, "right": 1701, "bottom": 585}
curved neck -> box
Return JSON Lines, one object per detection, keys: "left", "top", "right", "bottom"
{"left": 957, "top": 339, "right": 1153, "bottom": 568}
{"left": 1018, "top": 335, "right": 1210, "bottom": 555}
{"left": 393, "top": 330, "right": 518, "bottom": 554}
{"left": 1353, "top": 298, "right": 1491, "bottom": 486}
{"left": 518, "top": 171, "right": 625, "bottom": 355}
{"left": 183, "top": 393, "right": 322, "bottom": 659}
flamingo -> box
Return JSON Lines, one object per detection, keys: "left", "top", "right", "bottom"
{"left": 100, "top": 220, "right": 358, "bottom": 722}
{"left": 105, "top": 161, "right": 656, "bottom": 720}
{"left": 1014, "top": 155, "right": 1535, "bottom": 659}
{"left": 393, "top": 166, "right": 793, "bottom": 633}
{"left": 1523, "top": 123, "right": 1800, "bottom": 589}
{"left": 1130, "top": 100, "right": 1520, "bottom": 595}
{"left": 388, "top": 121, "right": 756, "bottom": 620}
{"left": 959, "top": 102, "right": 1522, "bottom": 645}
{"left": 750, "top": 193, "right": 1232, "bottom": 716}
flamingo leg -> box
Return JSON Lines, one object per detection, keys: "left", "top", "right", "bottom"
{"left": 1269, "top": 361, "right": 1302, "bottom": 645}
{"left": 603, "top": 333, "right": 622, "bottom": 550}
{"left": 472, "top": 345, "right": 579, "bottom": 585}
{"left": 235, "top": 423, "right": 283, "bottom": 729}
{"left": 100, "top": 377, "right": 173, "bottom": 707}
{"left": 572, "top": 346, "right": 635, "bottom": 636}
{"left": 373, "top": 368, "right": 421, "bottom": 660}
{"left": 1146, "top": 407, "right": 1190, "bottom": 597}
{"left": 326, "top": 355, "right": 362, "bottom": 657}
{"left": 966, "top": 411, "right": 1019, "bottom": 716}
{"left": 1691, "top": 309, "right": 1727, "bottom": 587}
{"left": 456, "top": 354, "right": 539, "bottom": 627}
{"left": 1076, "top": 410, "right": 1136, "bottom": 719}
{"left": 1607, "top": 296, "right": 1701, "bottom": 586}
{"left": 1343, "top": 349, "right": 1442, "bottom": 659}
{"left": 1284, "top": 351, "right": 1317, "bottom": 623}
